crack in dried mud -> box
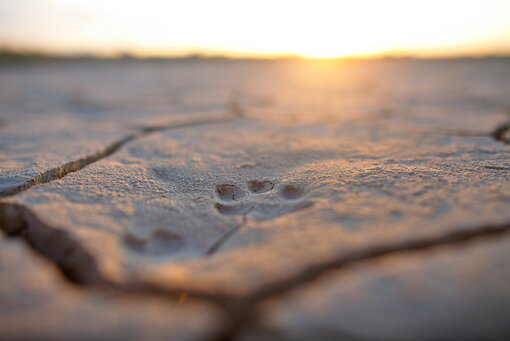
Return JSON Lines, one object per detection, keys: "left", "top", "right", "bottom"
{"left": 484, "top": 165, "right": 510, "bottom": 171}
{"left": 215, "top": 221, "right": 510, "bottom": 340}
{"left": 2, "top": 201, "right": 510, "bottom": 341}
{"left": 489, "top": 111, "right": 510, "bottom": 144}
{"left": 0, "top": 115, "right": 236, "bottom": 198}
{"left": 1, "top": 113, "right": 509, "bottom": 340}
{"left": 0, "top": 202, "right": 108, "bottom": 284}
{"left": 491, "top": 122, "right": 510, "bottom": 145}
{"left": 0, "top": 202, "right": 232, "bottom": 310}
{"left": 427, "top": 109, "right": 510, "bottom": 145}
{"left": 206, "top": 216, "right": 248, "bottom": 256}
{"left": 434, "top": 120, "right": 510, "bottom": 145}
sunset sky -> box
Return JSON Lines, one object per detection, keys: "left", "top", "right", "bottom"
{"left": 1, "top": 0, "right": 509, "bottom": 58}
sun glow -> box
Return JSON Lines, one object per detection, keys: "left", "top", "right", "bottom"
{"left": 1, "top": 0, "right": 509, "bottom": 58}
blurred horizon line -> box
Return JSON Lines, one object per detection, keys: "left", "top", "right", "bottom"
{"left": 2, "top": 46, "right": 510, "bottom": 62}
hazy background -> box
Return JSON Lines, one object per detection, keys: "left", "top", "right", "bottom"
{"left": 1, "top": 0, "right": 510, "bottom": 58}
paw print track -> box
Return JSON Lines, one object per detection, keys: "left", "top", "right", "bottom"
{"left": 216, "top": 184, "right": 244, "bottom": 201}
{"left": 207, "top": 180, "right": 312, "bottom": 255}
{"left": 247, "top": 180, "right": 274, "bottom": 194}
{"left": 214, "top": 202, "right": 251, "bottom": 216}
{"left": 214, "top": 180, "right": 311, "bottom": 222}
{"left": 279, "top": 184, "right": 303, "bottom": 200}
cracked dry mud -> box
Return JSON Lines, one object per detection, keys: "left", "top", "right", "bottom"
{"left": 1, "top": 59, "right": 510, "bottom": 340}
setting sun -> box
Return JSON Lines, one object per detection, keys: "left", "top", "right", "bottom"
{"left": 1, "top": 0, "right": 510, "bottom": 57}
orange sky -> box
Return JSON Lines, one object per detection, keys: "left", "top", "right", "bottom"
{"left": 1, "top": 0, "right": 510, "bottom": 58}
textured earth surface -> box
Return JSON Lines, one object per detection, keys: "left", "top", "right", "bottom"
{"left": 1, "top": 58, "right": 510, "bottom": 340}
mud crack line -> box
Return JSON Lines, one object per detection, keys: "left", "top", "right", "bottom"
{"left": 489, "top": 110, "right": 510, "bottom": 145}
{"left": 491, "top": 122, "right": 510, "bottom": 145}
{"left": 0, "top": 114, "right": 237, "bottom": 198}
{"left": 432, "top": 109, "right": 510, "bottom": 145}
{"left": 215, "top": 221, "right": 510, "bottom": 340}
{"left": 2, "top": 202, "right": 510, "bottom": 341}
{"left": 205, "top": 215, "right": 248, "bottom": 256}
{"left": 0, "top": 201, "right": 232, "bottom": 303}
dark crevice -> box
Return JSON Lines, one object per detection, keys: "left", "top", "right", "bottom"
{"left": 250, "top": 223, "right": 510, "bottom": 301}
{"left": 491, "top": 122, "right": 510, "bottom": 144}
{"left": 431, "top": 110, "right": 510, "bottom": 145}
{"left": 0, "top": 201, "right": 241, "bottom": 340}
{"left": 490, "top": 110, "right": 510, "bottom": 145}
{"left": 0, "top": 201, "right": 232, "bottom": 306}
{"left": 2, "top": 200, "right": 510, "bottom": 341}
{"left": 484, "top": 165, "right": 510, "bottom": 171}
{"left": 0, "top": 134, "right": 137, "bottom": 198}
{"left": 0, "top": 202, "right": 109, "bottom": 285}
{"left": 436, "top": 123, "right": 509, "bottom": 144}
{"left": 0, "top": 114, "right": 236, "bottom": 198}
{"left": 216, "top": 221, "right": 510, "bottom": 340}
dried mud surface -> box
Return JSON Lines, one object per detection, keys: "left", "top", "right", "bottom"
{"left": 1, "top": 59, "right": 510, "bottom": 340}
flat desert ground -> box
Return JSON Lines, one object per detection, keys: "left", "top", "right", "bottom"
{"left": 1, "top": 58, "right": 510, "bottom": 340}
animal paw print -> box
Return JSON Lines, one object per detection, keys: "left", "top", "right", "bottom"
{"left": 214, "top": 180, "right": 312, "bottom": 221}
